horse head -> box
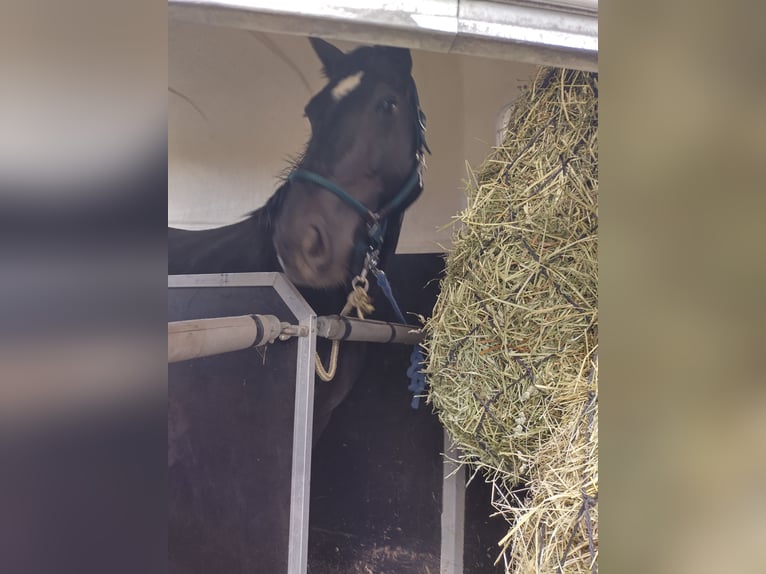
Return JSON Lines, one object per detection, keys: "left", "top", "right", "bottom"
{"left": 271, "top": 38, "right": 428, "bottom": 289}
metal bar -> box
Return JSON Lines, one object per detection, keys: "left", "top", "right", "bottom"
{"left": 169, "top": 0, "right": 458, "bottom": 54}
{"left": 168, "top": 313, "right": 284, "bottom": 363}
{"left": 316, "top": 315, "right": 424, "bottom": 345}
{"left": 168, "top": 313, "right": 422, "bottom": 363}
{"left": 169, "top": 0, "right": 598, "bottom": 72}
{"left": 168, "top": 271, "right": 281, "bottom": 288}
{"left": 168, "top": 272, "right": 317, "bottom": 574}
{"left": 491, "top": 0, "right": 598, "bottom": 15}
{"left": 441, "top": 429, "right": 466, "bottom": 574}
{"left": 272, "top": 273, "right": 316, "bottom": 574}
{"left": 455, "top": 0, "right": 597, "bottom": 69}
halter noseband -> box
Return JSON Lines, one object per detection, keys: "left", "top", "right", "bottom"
{"left": 287, "top": 81, "right": 429, "bottom": 270}
{"left": 287, "top": 162, "right": 422, "bottom": 254}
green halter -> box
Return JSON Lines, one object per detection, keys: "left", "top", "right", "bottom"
{"left": 287, "top": 164, "right": 423, "bottom": 253}
{"left": 287, "top": 81, "right": 429, "bottom": 269}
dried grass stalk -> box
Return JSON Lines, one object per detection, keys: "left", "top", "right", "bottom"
{"left": 423, "top": 67, "right": 598, "bottom": 573}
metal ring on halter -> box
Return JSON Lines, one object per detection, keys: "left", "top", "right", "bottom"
{"left": 351, "top": 274, "right": 369, "bottom": 292}
{"left": 364, "top": 250, "right": 380, "bottom": 273}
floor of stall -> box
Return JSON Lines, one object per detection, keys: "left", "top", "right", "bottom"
{"left": 307, "top": 254, "right": 509, "bottom": 574}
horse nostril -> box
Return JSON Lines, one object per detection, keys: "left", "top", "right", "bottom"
{"left": 306, "top": 226, "right": 323, "bottom": 257}
{"left": 302, "top": 224, "right": 331, "bottom": 270}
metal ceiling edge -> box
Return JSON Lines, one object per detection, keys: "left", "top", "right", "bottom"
{"left": 169, "top": 0, "right": 598, "bottom": 72}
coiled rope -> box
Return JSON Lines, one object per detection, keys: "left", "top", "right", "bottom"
{"left": 314, "top": 273, "right": 374, "bottom": 381}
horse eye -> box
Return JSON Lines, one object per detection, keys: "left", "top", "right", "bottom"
{"left": 378, "top": 97, "right": 398, "bottom": 114}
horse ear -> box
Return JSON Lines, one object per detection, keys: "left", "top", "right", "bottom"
{"left": 309, "top": 37, "right": 344, "bottom": 76}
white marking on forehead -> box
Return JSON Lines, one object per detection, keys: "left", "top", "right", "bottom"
{"left": 331, "top": 71, "right": 364, "bottom": 101}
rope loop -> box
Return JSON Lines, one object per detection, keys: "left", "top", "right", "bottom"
{"left": 344, "top": 285, "right": 374, "bottom": 319}
{"left": 351, "top": 274, "right": 369, "bottom": 293}
{"left": 314, "top": 340, "right": 341, "bottom": 382}
{"left": 315, "top": 269, "right": 375, "bottom": 381}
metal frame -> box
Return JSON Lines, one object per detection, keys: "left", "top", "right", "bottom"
{"left": 169, "top": 0, "right": 598, "bottom": 72}
{"left": 170, "top": 273, "right": 473, "bottom": 572}
{"left": 168, "top": 272, "right": 316, "bottom": 574}
{"left": 441, "top": 430, "right": 466, "bottom": 574}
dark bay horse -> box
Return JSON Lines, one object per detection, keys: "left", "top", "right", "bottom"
{"left": 168, "top": 38, "right": 429, "bottom": 573}
{"left": 169, "top": 37, "right": 428, "bottom": 440}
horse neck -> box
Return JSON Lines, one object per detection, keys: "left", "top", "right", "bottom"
{"left": 167, "top": 182, "right": 410, "bottom": 316}
{"left": 167, "top": 206, "right": 280, "bottom": 275}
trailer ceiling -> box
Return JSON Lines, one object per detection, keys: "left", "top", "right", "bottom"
{"left": 169, "top": 0, "right": 598, "bottom": 72}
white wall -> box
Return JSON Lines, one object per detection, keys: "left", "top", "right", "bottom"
{"left": 169, "top": 21, "right": 537, "bottom": 253}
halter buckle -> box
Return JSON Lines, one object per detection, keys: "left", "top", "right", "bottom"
{"left": 364, "top": 249, "right": 380, "bottom": 275}
{"left": 366, "top": 217, "right": 386, "bottom": 251}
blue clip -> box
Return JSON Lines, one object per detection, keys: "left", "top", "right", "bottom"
{"left": 372, "top": 268, "right": 427, "bottom": 408}
{"left": 406, "top": 344, "right": 428, "bottom": 410}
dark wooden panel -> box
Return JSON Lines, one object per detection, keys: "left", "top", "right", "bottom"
{"left": 169, "top": 284, "right": 299, "bottom": 574}
{"left": 307, "top": 253, "right": 508, "bottom": 574}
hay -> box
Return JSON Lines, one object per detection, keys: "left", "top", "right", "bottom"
{"left": 423, "top": 67, "right": 598, "bottom": 573}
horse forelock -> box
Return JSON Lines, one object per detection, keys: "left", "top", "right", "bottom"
{"left": 307, "top": 45, "right": 414, "bottom": 123}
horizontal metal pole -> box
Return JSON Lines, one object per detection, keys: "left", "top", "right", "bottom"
{"left": 168, "top": 312, "right": 421, "bottom": 364}
{"left": 316, "top": 315, "right": 424, "bottom": 345}
{"left": 168, "top": 313, "right": 285, "bottom": 363}
{"left": 169, "top": 0, "right": 598, "bottom": 72}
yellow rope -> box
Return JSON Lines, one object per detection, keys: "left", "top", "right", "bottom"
{"left": 314, "top": 282, "right": 374, "bottom": 381}
{"left": 314, "top": 340, "right": 341, "bottom": 382}
{"left": 342, "top": 284, "right": 375, "bottom": 318}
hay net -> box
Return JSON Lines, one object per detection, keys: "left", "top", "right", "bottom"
{"left": 423, "top": 67, "right": 598, "bottom": 573}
